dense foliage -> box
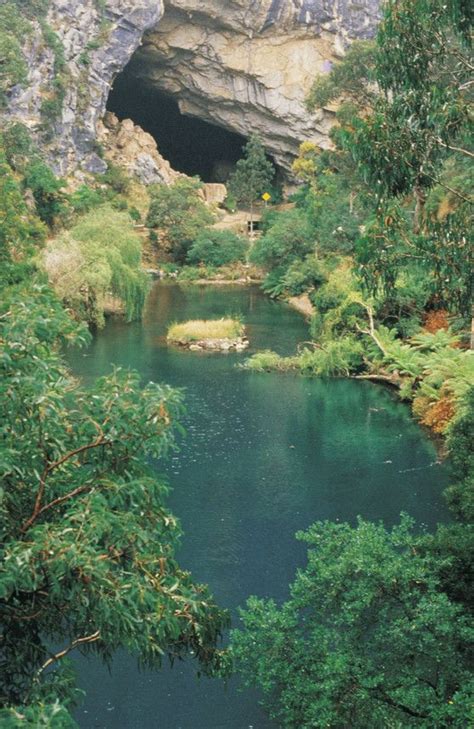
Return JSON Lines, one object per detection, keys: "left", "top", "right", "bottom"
{"left": 186, "top": 229, "right": 248, "bottom": 267}
{"left": 245, "top": 0, "right": 472, "bottom": 431}
{"left": 0, "top": 287, "right": 228, "bottom": 726}
{"left": 146, "top": 178, "right": 214, "bottom": 262}
{"left": 43, "top": 205, "right": 149, "bottom": 327}
{"left": 232, "top": 517, "right": 473, "bottom": 728}
{"left": 0, "top": 149, "right": 46, "bottom": 285}
{"left": 227, "top": 134, "right": 275, "bottom": 230}
{"left": 231, "top": 1, "right": 473, "bottom": 726}
{"left": 0, "top": 0, "right": 472, "bottom": 723}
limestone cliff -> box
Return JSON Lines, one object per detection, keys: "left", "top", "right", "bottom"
{"left": 2, "top": 0, "right": 380, "bottom": 176}
{"left": 124, "top": 0, "right": 380, "bottom": 170}
{"left": 4, "top": 0, "right": 163, "bottom": 174}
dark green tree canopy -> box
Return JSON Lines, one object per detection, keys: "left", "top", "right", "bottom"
{"left": 146, "top": 177, "right": 214, "bottom": 262}
{"left": 231, "top": 516, "right": 473, "bottom": 728}
{"left": 227, "top": 134, "right": 275, "bottom": 210}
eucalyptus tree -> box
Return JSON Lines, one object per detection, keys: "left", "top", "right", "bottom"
{"left": 309, "top": 0, "right": 473, "bottom": 321}
{"left": 231, "top": 517, "right": 473, "bottom": 728}
{"left": 0, "top": 286, "right": 228, "bottom": 727}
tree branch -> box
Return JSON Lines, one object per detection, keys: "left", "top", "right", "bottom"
{"left": 37, "top": 630, "right": 101, "bottom": 676}
{"left": 34, "top": 484, "right": 94, "bottom": 521}
{"left": 22, "top": 436, "right": 110, "bottom": 533}
{"left": 355, "top": 303, "right": 390, "bottom": 357}
{"left": 436, "top": 138, "right": 474, "bottom": 159}
{"left": 371, "top": 689, "right": 429, "bottom": 720}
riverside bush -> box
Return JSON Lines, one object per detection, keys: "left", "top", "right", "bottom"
{"left": 244, "top": 336, "right": 364, "bottom": 377}
{"left": 187, "top": 229, "right": 248, "bottom": 267}
{"left": 147, "top": 178, "right": 214, "bottom": 262}
{"left": 250, "top": 208, "right": 315, "bottom": 270}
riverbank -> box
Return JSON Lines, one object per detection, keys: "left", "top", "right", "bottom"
{"left": 152, "top": 262, "right": 264, "bottom": 284}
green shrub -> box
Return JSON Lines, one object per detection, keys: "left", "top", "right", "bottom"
{"left": 68, "top": 184, "right": 103, "bottom": 214}
{"left": 187, "top": 229, "right": 248, "bottom": 267}
{"left": 99, "top": 164, "right": 130, "bottom": 194}
{"left": 250, "top": 208, "right": 315, "bottom": 270}
{"left": 295, "top": 337, "right": 364, "bottom": 376}
{"left": 243, "top": 350, "right": 291, "bottom": 372}
{"left": 261, "top": 266, "right": 288, "bottom": 298}
{"left": 178, "top": 266, "right": 209, "bottom": 281}
{"left": 129, "top": 206, "right": 142, "bottom": 223}
{"left": 147, "top": 178, "right": 214, "bottom": 262}
{"left": 442, "top": 388, "right": 474, "bottom": 522}
{"left": 2, "top": 123, "right": 34, "bottom": 171}
{"left": 0, "top": 30, "right": 28, "bottom": 106}
{"left": 23, "top": 160, "right": 66, "bottom": 227}
{"left": 12, "top": 0, "right": 50, "bottom": 19}
{"left": 0, "top": 0, "right": 33, "bottom": 104}
{"left": 245, "top": 337, "right": 364, "bottom": 377}
{"left": 280, "top": 256, "right": 326, "bottom": 296}
{"left": 0, "top": 150, "right": 46, "bottom": 281}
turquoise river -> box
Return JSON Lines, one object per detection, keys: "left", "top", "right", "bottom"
{"left": 67, "top": 282, "right": 449, "bottom": 729}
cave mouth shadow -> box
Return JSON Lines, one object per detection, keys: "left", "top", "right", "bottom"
{"left": 106, "top": 68, "right": 248, "bottom": 183}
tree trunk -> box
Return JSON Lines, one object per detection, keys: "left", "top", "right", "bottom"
{"left": 471, "top": 303, "right": 474, "bottom": 350}
{"left": 413, "top": 185, "right": 426, "bottom": 233}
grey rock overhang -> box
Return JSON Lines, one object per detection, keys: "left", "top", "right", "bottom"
{"left": 114, "top": 0, "right": 380, "bottom": 174}
{"left": 2, "top": 0, "right": 380, "bottom": 176}
{"left": 263, "top": 0, "right": 380, "bottom": 37}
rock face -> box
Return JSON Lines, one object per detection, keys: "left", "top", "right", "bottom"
{"left": 2, "top": 0, "right": 380, "bottom": 175}
{"left": 124, "top": 0, "right": 381, "bottom": 170}
{"left": 4, "top": 0, "right": 164, "bottom": 175}
{"left": 178, "top": 337, "right": 249, "bottom": 352}
{"left": 97, "top": 112, "right": 179, "bottom": 184}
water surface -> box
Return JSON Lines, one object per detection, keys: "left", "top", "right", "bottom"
{"left": 69, "top": 283, "right": 449, "bottom": 729}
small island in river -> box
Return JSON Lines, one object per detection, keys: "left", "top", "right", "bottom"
{"left": 166, "top": 318, "right": 249, "bottom": 351}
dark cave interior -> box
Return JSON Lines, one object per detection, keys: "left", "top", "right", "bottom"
{"left": 106, "top": 67, "right": 249, "bottom": 182}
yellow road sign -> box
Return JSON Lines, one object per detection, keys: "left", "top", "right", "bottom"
{"left": 262, "top": 192, "right": 271, "bottom": 202}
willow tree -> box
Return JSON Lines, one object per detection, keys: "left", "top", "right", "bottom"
{"left": 0, "top": 287, "right": 228, "bottom": 726}
{"left": 44, "top": 205, "right": 150, "bottom": 326}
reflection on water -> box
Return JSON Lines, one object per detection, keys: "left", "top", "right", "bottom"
{"left": 68, "top": 283, "right": 449, "bottom": 729}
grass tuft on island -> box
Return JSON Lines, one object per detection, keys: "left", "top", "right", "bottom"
{"left": 167, "top": 319, "right": 248, "bottom": 352}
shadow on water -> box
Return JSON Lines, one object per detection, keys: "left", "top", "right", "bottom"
{"left": 68, "top": 282, "right": 449, "bottom": 729}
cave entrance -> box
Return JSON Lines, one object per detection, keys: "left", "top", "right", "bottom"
{"left": 106, "top": 67, "right": 248, "bottom": 183}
